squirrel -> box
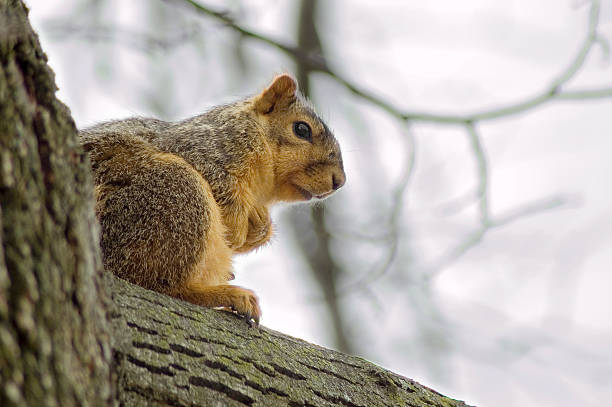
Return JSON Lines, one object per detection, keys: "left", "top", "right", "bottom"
{"left": 80, "top": 74, "right": 345, "bottom": 326}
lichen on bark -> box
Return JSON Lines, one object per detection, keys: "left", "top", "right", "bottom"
{"left": 109, "top": 274, "right": 472, "bottom": 407}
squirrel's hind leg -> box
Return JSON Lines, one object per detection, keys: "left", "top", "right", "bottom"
{"left": 93, "top": 144, "right": 217, "bottom": 294}
{"left": 89, "top": 135, "right": 260, "bottom": 325}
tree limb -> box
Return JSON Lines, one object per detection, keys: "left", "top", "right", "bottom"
{"left": 171, "top": 0, "right": 609, "bottom": 124}
{"left": 108, "top": 274, "right": 473, "bottom": 407}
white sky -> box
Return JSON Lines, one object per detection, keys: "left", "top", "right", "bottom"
{"left": 28, "top": 0, "right": 612, "bottom": 406}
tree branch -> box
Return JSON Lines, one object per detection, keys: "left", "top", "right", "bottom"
{"left": 465, "top": 123, "right": 490, "bottom": 227}
{"left": 338, "top": 124, "right": 417, "bottom": 292}
{"left": 550, "top": 0, "right": 600, "bottom": 89}
{"left": 171, "top": 0, "right": 609, "bottom": 124}
{"left": 108, "top": 274, "right": 473, "bottom": 407}
{"left": 45, "top": 22, "right": 201, "bottom": 53}
{"left": 555, "top": 86, "right": 612, "bottom": 100}
{"left": 425, "top": 194, "right": 571, "bottom": 279}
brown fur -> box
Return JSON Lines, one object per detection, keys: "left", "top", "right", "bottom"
{"left": 80, "top": 74, "right": 345, "bottom": 325}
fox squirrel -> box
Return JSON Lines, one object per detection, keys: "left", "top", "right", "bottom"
{"left": 80, "top": 74, "right": 345, "bottom": 326}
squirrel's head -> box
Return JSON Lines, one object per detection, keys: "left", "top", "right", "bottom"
{"left": 251, "top": 74, "right": 346, "bottom": 203}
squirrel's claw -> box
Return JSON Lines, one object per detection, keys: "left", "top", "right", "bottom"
{"left": 221, "top": 285, "right": 261, "bottom": 328}
{"left": 243, "top": 311, "right": 260, "bottom": 328}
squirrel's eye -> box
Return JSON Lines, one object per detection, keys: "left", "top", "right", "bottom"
{"left": 293, "top": 121, "right": 312, "bottom": 142}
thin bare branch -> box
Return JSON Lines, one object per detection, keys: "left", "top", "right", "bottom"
{"left": 434, "top": 188, "right": 479, "bottom": 217}
{"left": 491, "top": 195, "right": 572, "bottom": 228}
{"left": 465, "top": 122, "right": 490, "bottom": 227}
{"left": 338, "top": 124, "right": 417, "bottom": 293}
{"left": 172, "top": 0, "right": 610, "bottom": 124}
{"left": 363, "top": 124, "right": 416, "bottom": 282}
{"left": 555, "top": 86, "right": 612, "bottom": 100}
{"left": 416, "top": 122, "right": 490, "bottom": 280}
{"left": 425, "top": 194, "right": 571, "bottom": 279}
{"left": 549, "top": 0, "right": 600, "bottom": 89}
{"left": 594, "top": 34, "right": 610, "bottom": 60}
{"left": 45, "top": 22, "right": 200, "bottom": 53}
{"left": 331, "top": 229, "right": 395, "bottom": 243}
{"left": 168, "top": 0, "right": 328, "bottom": 70}
{"left": 425, "top": 227, "right": 487, "bottom": 280}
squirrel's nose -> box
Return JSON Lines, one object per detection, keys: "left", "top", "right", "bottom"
{"left": 332, "top": 170, "right": 345, "bottom": 190}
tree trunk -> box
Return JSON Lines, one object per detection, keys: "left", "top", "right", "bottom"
{"left": 1, "top": 2, "right": 473, "bottom": 406}
{"left": 109, "top": 274, "right": 471, "bottom": 407}
{"left": 0, "top": 0, "right": 112, "bottom": 405}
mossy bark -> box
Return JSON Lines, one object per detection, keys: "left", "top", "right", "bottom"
{"left": 0, "top": 0, "right": 112, "bottom": 405}
{"left": 109, "top": 274, "right": 472, "bottom": 407}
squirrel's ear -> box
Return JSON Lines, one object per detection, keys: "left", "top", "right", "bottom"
{"left": 253, "top": 74, "right": 297, "bottom": 114}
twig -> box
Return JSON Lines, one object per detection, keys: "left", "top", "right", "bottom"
{"left": 425, "top": 194, "right": 571, "bottom": 279}
{"left": 173, "top": 0, "right": 610, "bottom": 124}
{"left": 338, "top": 124, "right": 417, "bottom": 292}
{"left": 491, "top": 195, "right": 571, "bottom": 228}
{"left": 434, "top": 188, "right": 479, "bottom": 217}
{"left": 594, "top": 34, "right": 610, "bottom": 60}
{"left": 330, "top": 229, "right": 395, "bottom": 243}
{"left": 549, "top": 0, "right": 600, "bottom": 89}
{"left": 416, "top": 122, "right": 490, "bottom": 281}
{"left": 45, "top": 22, "right": 201, "bottom": 53}
{"left": 555, "top": 86, "right": 612, "bottom": 100}
{"left": 460, "top": 0, "right": 602, "bottom": 122}
{"left": 168, "top": 0, "right": 328, "bottom": 70}
{"left": 465, "top": 122, "right": 490, "bottom": 227}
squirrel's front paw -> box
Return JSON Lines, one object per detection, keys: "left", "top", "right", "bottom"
{"left": 227, "top": 286, "right": 261, "bottom": 327}
{"left": 239, "top": 206, "right": 273, "bottom": 253}
{"left": 225, "top": 205, "right": 272, "bottom": 253}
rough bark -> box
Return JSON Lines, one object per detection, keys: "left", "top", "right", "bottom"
{"left": 0, "top": 0, "right": 112, "bottom": 406}
{"left": 109, "top": 274, "right": 471, "bottom": 407}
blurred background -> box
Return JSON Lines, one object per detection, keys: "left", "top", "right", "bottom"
{"left": 28, "top": 0, "right": 612, "bottom": 405}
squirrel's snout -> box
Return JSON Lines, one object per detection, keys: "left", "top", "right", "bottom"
{"left": 331, "top": 169, "right": 346, "bottom": 191}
